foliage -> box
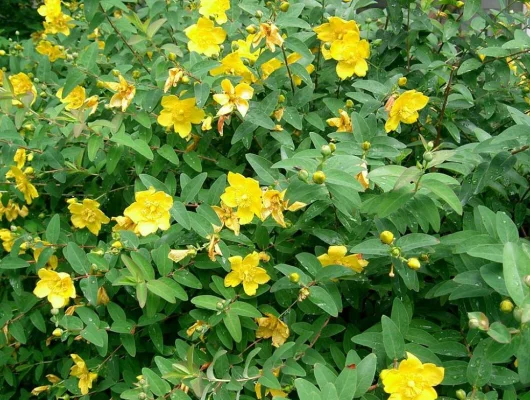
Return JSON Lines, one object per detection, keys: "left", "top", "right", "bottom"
{"left": 0, "top": 0, "right": 530, "bottom": 399}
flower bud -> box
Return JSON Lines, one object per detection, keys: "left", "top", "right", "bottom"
{"left": 524, "top": 275, "right": 530, "bottom": 287}
{"left": 513, "top": 307, "right": 523, "bottom": 322}
{"left": 456, "top": 1, "right": 464, "bottom": 7}
{"left": 321, "top": 145, "right": 332, "bottom": 157}
{"left": 246, "top": 24, "right": 257, "bottom": 34}
{"left": 112, "top": 69, "right": 120, "bottom": 77}
{"left": 323, "top": 42, "right": 332, "bottom": 50}
{"left": 289, "top": 272, "right": 300, "bottom": 283}
{"left": 181, "top": 76, "right": 190, "bottom": 84}
{"left": 468, "top": 318, "right": 480, "bottom": 329}
{"left": 111, "top": 241, "right": 123, "bottom": 249}
{"left": 312, "top": 171, "right": 326, "bottom": 184}
{"left": 345, "top": 99, "right": 354, "bottom": 108}
{"left": 455, "top": 389, "right": 466, "bottom": 400}
{"left": 380, "top": 231, "right": 394, "bottom": 245}
{"left": 280, "top": 2, "right": 290, "bottom": 12}
{"left": 296, "top": 169, "right": 309, "bottom": 182}
{"left": 391, "top": 247, "right": 401, "bottom": 257}
{"left": 139, "top": 394, "right": 147, "bottom": 400}
{"left": 255, "top": 10, "right": 263, "bottom": 18}
{"left": 216, "top": 301, "right": 225, "bottom": 310}
{"left": 420, "top": 253, "right": 429, "bottom": 262}
{"left": 50, "top": 308, "right": 60, "bottom": 315}
{"left": 39, "top": 92, "right": 47, "bottom": 98}
{"left": 132, "top": 70, "right": 141, "bottom": 79}
{"left": 427, "top": 141, "right": 434, "bottom": 150}
{"left": 407, "top": 257, "right": 421, "bottom": 270}
{"left": 52, "top": 328, "right": 63, "bottom": 337}
{"left": 168, "top": 52, "right": 177, "bottom": 61}
{"left": 0, "top": 50, "right": 6, "bottom": 56}
{"left": 298, "top": 287, "right": 310, "bottom": 301}
{"left": 278, "top": 94, "right": 285, "bottom": 103}
{"left": 500, "top": 299, "right": 514, "bottom": 313}
{"left": 423, "top": 152, "right": 433, "bottom": 162}
{"left": 372, "top": 38, "right": 382, "bottom": 46}
{"left": 398, "top": 77, "right": 407, "bottom": 87}
{"left": 24, "top": 123, "right": 34, "bottom": 131}
{"left": 329, "top": 143, "right": 336, "bottom": 154}
{"left": 361, "top": 141, "right": 371, "bottom": 151}
{"left": 96, "top": 80, "right": 105, "bottom": 88}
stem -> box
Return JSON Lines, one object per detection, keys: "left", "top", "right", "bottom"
{"left": 434, "top": 64, "right": 457, "bottom": 147}
{"left": 280, "top": 44, "right": 296, "bottom": 94}
{"left": 406, "top": 2, "right": 411, "bottom": 71}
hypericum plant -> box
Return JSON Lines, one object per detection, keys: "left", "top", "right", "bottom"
{"left": 0, "top": 0, "right": 529, "bottom": 399}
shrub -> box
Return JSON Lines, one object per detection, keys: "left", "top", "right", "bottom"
{"left": 0, "top": 0, "right": 529, "bottom": 399}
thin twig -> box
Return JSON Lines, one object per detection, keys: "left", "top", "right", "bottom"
{"left": 280, "top": 44, "right": 295, "bottom": 94}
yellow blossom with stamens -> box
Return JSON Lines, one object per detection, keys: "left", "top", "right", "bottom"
{"left": 330, "top": 33, "right": 370, "bottom": 79}
{"left": 213, "top": 79, "right": 254, "bottom": 117}
{"left": 318, "top": 245, "right": 368, "bottom": 273}
{"left": 198, "top": 0, "right": 230, "bottom": 24}
{"left": 256, "top": 313, "right": 290, "bottom": 347}
{"left": 103, "top": 74, "right": 136, "bottom": 112}
{"left": 67, "top": 198, "right": 110, "bottom": 235}
{"left": 123, "top": 187, "right": 173, "bottom": 236}
{"left": 380, "top": 352, "right": 444, "bottom": 400}
{"left": 253, "top": 23, "right": 284, "bottom": 52}
{"left": 385, "top": 90, "right": 429, "bottom": 133}
{"left": 69, "top": 354, "right": 98, "bottom": 395}
{"left": 164, "top": 67, "right": 185, "bottom": 93}
{"left": 8, "top": 166, "right": 39, "bottom": 204}
{"left": 212, "top": 202, "right": 240, "bottom": 235}
{"left": 2, "top": 200, "right": 29, "bottom": 222}
{"left": 33, "top": 268, "right": 76, "bottom": 308}
{"left": 14, "top": 148, "right": 26, "bottom": 169}
{"left": 43, "top": 13, "right": 75, "bottom": 36}
{"left": 314, "top": 16, "right": 360, "bottom": 59}
{"left": 210, "top": 52, "right": 256, "bottom": 83}
{"left": 57, "top": 85, "right": 86, "bottom": 110}
{"left": 111, "top": 215, "right": 137, "bottom": 233}
{"left": 224, "top": 251, "right": 271, "bottom": 296}
{"left": 9, "top": 72, "right": 37, "bottom": 106}
{"left": 184, "top": 17, "right": 226, "bottom": 57}
{"left": 261, "top": 189, "right": 306, "bottom": 228}
{"left": 0, "top": 229, "right": 16, "bottom": 252}
{"left": 220, "top": 172, "right": 262, "bottom": 224}
{"left": 157, "top": 94, "right": 206, "bottom": 138}
{"left": 234, "top": 34, "right": 262, "bottom": 63}
{"left": 327, "top": 109, "right": 352, "bottom": 132}
{"left": 36, "top": 40, "right": 66, "bottom": 62}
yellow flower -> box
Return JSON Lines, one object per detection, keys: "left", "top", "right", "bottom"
{"left": 8, "top": 166, "right": 39, "bottom": 204}
{"left": 213, "top": 79, "right": 254, "bottom": 117}
{"left": 46, "top": 374, "right": 61, "bottom": 384}
{"left": 104, "top": 74, "right": 136, "bottom": 112}
{"left": 224, "top": 251, "right": 271, "bottom": 296}
{"left": 212, "top": 202, "right": 240, "bottom": 235}
{"left": 9, "top": 72, "right": 38, "bottom": 106}
{"left": 261, "top": 57, "right": 283, "bottom": 80}
{"left": 36, "top": 40, "right": 66, "bottom": 62}
{"left": 14, "top": 148, "right": 26, "bottom": 169}
{"left": 84, "top": 95, "right": 99, "bottom": 115}
{"left": 168, "top": 248, "right": 196, "bottom": 263}
{"left": 184, "top": 17, "right": 226, "bottom": 57}
{"left": 123, "top": 187, "right": 173, "bottom": 236}
{"left": 318, "top": 245, "right": 368, "bottom": 273}
{"left": 330, "top": 33, "right": 370, "bottom": 79}
{"left": 111, "top": 215, "right": 137, "bottom": 233}
{"left": 210, "top": 52, "right": 256, "bottom": 83}
{"left": 256, "top": 313, "right": 290, "bottom": 347}
{"left": 507, "top": 57, "right": 518, "bottom": 75}
{"left": 2, "top": 200, "right": 29, "bottom": 222}
{"left": 385, "top": 90, "right": 429, "bottom": 133}
{"left": 0, "top": 229, "right": 16, "bottom": 252}
{"left": 380, "top": 352, "right": 444, "bottom": 400}
{"left": 256, "top": 369, "right": 288, "bottom": 399}
{"left": 57, "top": 85, "right": 86, "bottom": 110}
{"left": 33, "top": 268, "right": 76, "bottom": 308}
{"left": 199, "top": 0, "right": 230, "bottom": 24}
{"left": 0, "top": 70, "right": 3, "bottom": 85}
{"left": 96, "top": 286, "right": 110, "bottom": 305}
{"left": 253, "top": 23, "right": 284, "bottom": 52}
{"left": 38, "top": 0, "right": 62, "bottom": 19}
{"left": 157, "top": 95, "right": 206, "bottom": 138}
{"left": 202, "top": 115, "right": 213, "bottom": 131}
{"left": 31, "top": 386, "right": 50, "bottom": 396}
{"left": 356, "top": 162, "right": 369, "bottom": 189}
{"left": 314, "top": 17, "right": 360, "bottom": 60}
{"left": 220, "top": 172, "right": 262, "bottom": 224}
{"left": 87, "top": 28, "right": 105, "bottom": 49}
{"left": 327, "top": 109, "right": 352, "bottom": 132}
{"left": 261, "top": 189, "right": 306, "bottom": 228}
{"left": 164, "top": 67, "right": 185, "bottom": 93}
{"left": 187, "top": 320, "right": 208, "bottom": 337}
{"left": 234, "top": 34, "right": 262, "bottom": 63}
{"left": 67, "top": 198, "right": 110, "bottom": 235}
{"left": 44, "top": 13, "right": 75, "bottom": 36}
{"left": 478, "top": 53, "right": 485, "bottom": 62}
{"left": 69, "top": 354, "right": 98, "bottom": 395}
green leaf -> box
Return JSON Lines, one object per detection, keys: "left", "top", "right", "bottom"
{"left": 139, "top": 174, "right": 169, "bottom": 193}
{"left": 181, "top": 172, "right": 207, "bottom": 203}
{"left": 246, "top": 154, "right": 281, "bottom": 185}
{"left": 496, "top": 212, "right": 519, "bottom": 244}
{"left": 487, "top": 322, "right": 511, "bottom": 344}
{"left": 421, "top": 180, "right": 463, "bottom": 215}
{"left": 229, "top": 301, "right": 262, "bottom": 318}
{"left": 223, "top": 310, "right": 242, "bottom": 343}
{"left": 194, "top": 82, "right": 210, "bottom": 107}
{"left": 64, "top": 243, "right": 90, "bottom": 274}
{"left": 142, "top": 368, "right": 171, "bottom": 396}
{"left": 111, "top": 132, "right": 154, "bottom": 160}
{"left": 503, "top": 242, "right": 530, "bottom": 307}
{"left": 8, "top": 321, "right": 26, "bottom": 344}
{"left": 157, "top": 144, "right": 180, "bottom": 166}
{"left": 136, "top": 282, "right": 148, "bottom": 308}
{"left": 381, "top": 315, "right": 405, "bottom": 359}
{"left": 147, "top": 280, "right": 176, "bottom": 303}
{"left": 336, "top": 367, "right": 357, "bottom": 400}
{"left": 309, "top": 286, "right": 339, "bottom": 317}
{"left": 294, "top": 379, "right": 322, "bottom": 400}
{"left": 0, "top": 256, "right": 30, "bottom": 270}
{"left": 463, "top": 0, "right": 480, "bottom": 21}
{"left": 170, "top": 201, "right": 191, "bottom": 230}
{"left": 355, "top": 354, "right": 377, "bottom": 397}
{"left": 391, "top": 298, "right": 410, "bottom": 336}
{"left": 62, "top": 68, "right": 85, "bottom": 97}
{"left": 396, "top": 234, "right": 439, "bottom": 252}
{"left": 191, "top": 295, "right": 224, "bottom": 310}
{"left": 246, "top": 109, "right": 276, "bottom": 129}
{"left": 183, "top": 152, "right": 202, "bottom": 172}
{"left": 80, "top": 323, "right": 105, "bottom": 347}
{"left": 45, "top": 214, "right": 61, "bottom": 243}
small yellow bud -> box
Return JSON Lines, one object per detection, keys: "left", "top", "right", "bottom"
{"left": 112, "top": 69, "right": 120, "bottom": 77}
{"left": 323, "top": 42, "right": 331, "bottom": 50}
{"left": 468, "top": 318, "right": 480, "bottom": 329}
{"left": 132, "top": 70, "right": 141, "bottom": 79}
{"left": 380, "top": 231, "right": 394, "bottom": 245}
{"left": 298, "top": 169, "right": 309, "bottom": 182}
{"left": 278, "top": 94, "right": 285, "bottom": 103}
{"left": 255, "top": 10, "right": 263, "bottom": 18}
{"left": 279, "top": 2, "right": 290, "bottom": 12}
{"left": 298, "top": 287, "right": 310, "bottom": 301}
{"left": 361, "top": 141, "right": 371, "bottom": 151}
{"left": 258, "top": 252, "right": 270, "bottom": 262}
{"left": 246, "top": 24, "right": 257, "bottom": 34}
{"left": 345, "top": 99, "right": 354, "bottom": 108}
{"left": 456, "top": 1, "right": 464, "bottom": 8}
{"left": 514, "top": 359, "right": 518, "bottom": 368}
{"left": 456, "top": 389, "right": 466, "bottom": 400}
{"left": 111, "top": 241, "right": 123, "bottom": 249}
{"left": 96, "top": 80, "right": 105, "bottom": 88}
{"left": 312, "top": 171, "right": 326, "bottom": 184}
{"left": 407, "top": 257, "right": 421, "bottom": 270}
{"left": 52, "top": 328, "right": 63, "bottom": 337}
{"left": 500, "top": 299, "right": 514, "bottom": 313}
{"left": 27, "top": 152, "right": 34, "bottom": 161}
{"left": 321, "top": 145, "right": 332, "bottom": 157}
{"left": 0, "top": 50, "right": 6, "bottom": 56}
{"left": 46, "top": 374, "right": 61, "bottom": 384}
{"left": 398, "top": 77, "right": 407, "bottom": 87}
{"left": 289, "top": 272, "right": 300, "bottom": 283}
{"left": 39, "top": 92, "right": 47, "bottom": 98}
{"left": 181, "top": 76, "right": 190, "bottom": 84}
{"left": 168, "top": 52, "right": 177, "bottom": 61}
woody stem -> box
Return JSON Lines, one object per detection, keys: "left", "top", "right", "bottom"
{"left": 280, "top": 44, "right": 296, "bottom": 94}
